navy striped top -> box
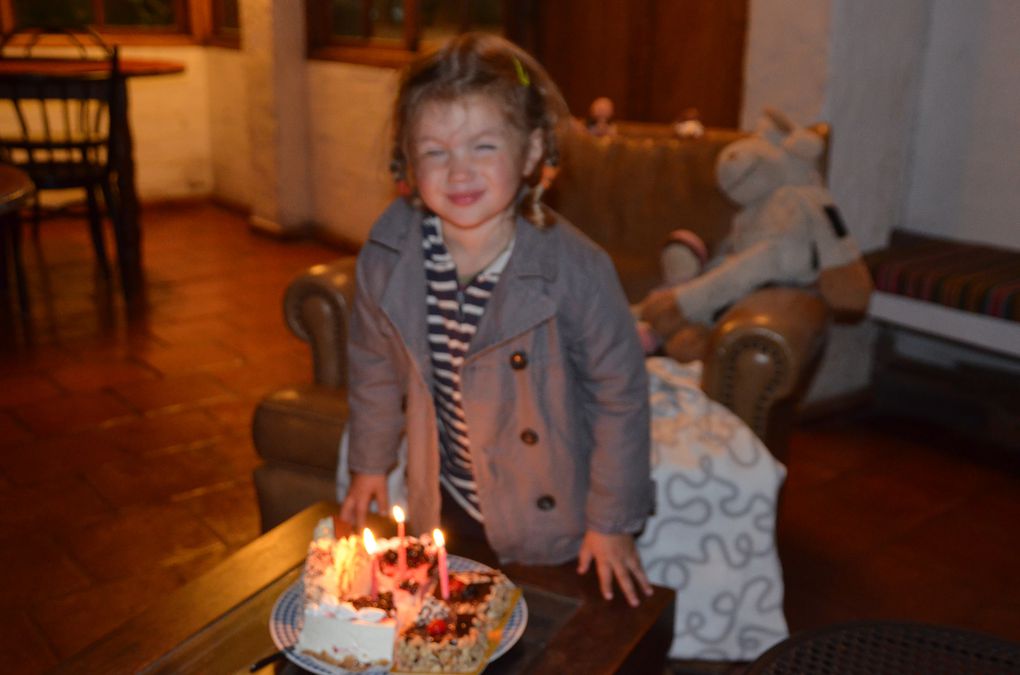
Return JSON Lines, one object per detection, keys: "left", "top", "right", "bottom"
{"left": 421, "top": 214, "right": 513, "bottom": 522}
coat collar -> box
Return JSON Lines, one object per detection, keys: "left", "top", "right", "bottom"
{"left": 373, "top": 202, "right": 431, "bottom": 387}
{"left": 370, "top": 200, "right": 561, "bottom": 368}
{"left": 467, "top": 213, "right": 559, "bottom": 359}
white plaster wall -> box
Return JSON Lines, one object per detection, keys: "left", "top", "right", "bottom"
{"left": 743, "top": 1, "right": 932, "bottom": 405}
{"left": 206, "top": 47, "right": 251, "bottom": 207}
{"left": 307, "top": 61, "right": 398, "bottom": 244}
{"left": 742, "top": 0, "right": 831, "bottom": 130}
{"left": 903, "top": 0, "right": 1020, "bottom": 251}
{"left": 243, "top": 0, "right": 313, "bottom": 232}
{"left": 823, "top": 0, "right": 931, "bottom": 253}
{"left": 119, "top": 45, "right": 214, "bottom": 200}
{"left": 743, "top": 0, "right": 930, "bottom": 253}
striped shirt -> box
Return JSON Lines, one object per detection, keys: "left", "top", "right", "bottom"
{"left": 422, "top": 214, "right": 513, "bottom": 522}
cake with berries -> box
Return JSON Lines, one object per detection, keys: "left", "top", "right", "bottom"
{"left": 394, "top": 569, "right": 516, "bottom": 672}
{"left": 294, "top": 517, "right": 517, "bottom": 673}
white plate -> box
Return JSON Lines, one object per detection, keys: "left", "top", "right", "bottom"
{"left": 269, "top": 554, "right": 528, "bottom": 675}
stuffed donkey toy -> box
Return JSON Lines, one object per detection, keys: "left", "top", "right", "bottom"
{"left": 639, "top": 108, "right": 873, "bottom": 363}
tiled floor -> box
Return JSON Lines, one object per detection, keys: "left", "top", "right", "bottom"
{"left": 0, "top": 203, "right": 344, "bottom": 671}
{"left": 1, "top": 203, "right": 1018, "bottom": 672}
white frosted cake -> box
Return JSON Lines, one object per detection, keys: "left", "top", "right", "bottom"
{"left": 295, "top": 517, "right": 516, "bottom": 673}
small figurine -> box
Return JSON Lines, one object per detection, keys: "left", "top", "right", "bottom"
{"left": 585, "top": 96, "right": 618, "bottom": 137}
{"left": 674, "top": 107, "right": 705, "bottom": 139}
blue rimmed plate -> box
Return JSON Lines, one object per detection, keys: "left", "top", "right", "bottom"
{"left": 269, "top": 555, "right": 527, "bottom": 675}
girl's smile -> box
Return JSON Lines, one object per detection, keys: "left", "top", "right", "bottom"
{"left": 447, "top": 190, "right": 485, "bottom": 207}
{"left": 411, "top": 94, "right": 543, "bottom": 238}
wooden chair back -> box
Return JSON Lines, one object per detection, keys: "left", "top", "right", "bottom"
{"left": 0, "top": 49, "right": 119, "bottom": 190}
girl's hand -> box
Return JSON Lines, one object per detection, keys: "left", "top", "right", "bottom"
{"left": 577, "top": 530, "right": 654, "bottom": 607}
{"left": 339, "top": 473, "right": 389, "bottom": 528}
{"left": 639, "top": 288, "right": 687, "bottom": 338}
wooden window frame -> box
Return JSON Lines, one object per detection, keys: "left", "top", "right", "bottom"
{"left": 306, "top": 0, "right": 417, "bottom": 68}
{"left": 0, "top": 0, "right": 234, "bottom": 48}
{"left": 306, "top": 0, "right": 522, "bottom": 69}
{"left": 207, "top": 0, "right": 240, "bottom": 49}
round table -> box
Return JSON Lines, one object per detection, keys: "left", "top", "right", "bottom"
{"left": 0, "top": 163, "right": 35, "bottom": 309}
{"left": 744, "top": 621, "right": 1020, "bottom": 675}
{"left": 0, "top": 56, "right": 185, "bottom": 299}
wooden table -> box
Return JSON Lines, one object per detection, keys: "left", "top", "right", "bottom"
{"left": 0, "top": 57, "right": 185, "bottom": 299}
{"left": 55, "top": 501, "right": 675, "bottom": 674}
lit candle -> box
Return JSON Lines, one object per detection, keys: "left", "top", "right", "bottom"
{"left": 363, "top": 528, "right": 378, "bottom": 598}
{"left": 433, "top": 528, "right": 449, "bottom": 600}
{"left": 392, "top": 505, "right": 407, "bottom": 577}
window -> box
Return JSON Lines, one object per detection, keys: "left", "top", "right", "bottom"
{"left": 307, "top": 0, "right": 509, "bottom": 67}
{"left": 0, "top": 0, "right": 240, "bottom": 47}
{"left": 10, "top": 0, "right": 187, "bottom": 32}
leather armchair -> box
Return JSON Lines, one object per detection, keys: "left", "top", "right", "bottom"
{"left": 252, "top": 124, "right": 831, "bottom": 532}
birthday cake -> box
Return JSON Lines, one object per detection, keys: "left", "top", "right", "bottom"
{"left": 295, "top": 516, "right": 515, "bottom": 673}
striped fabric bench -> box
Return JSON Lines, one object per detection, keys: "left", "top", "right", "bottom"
{"left": 866, "top": 230, "right": 1020, "bottom": 357}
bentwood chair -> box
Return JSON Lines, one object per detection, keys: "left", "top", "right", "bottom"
{"left": 0, "top": 163, "right": 34, "bottom": 310}
{"left": 0, "top": 27, "right": 121, "bottom": 277}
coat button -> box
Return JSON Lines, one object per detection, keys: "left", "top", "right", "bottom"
{"left": 536, "top": 495, "right": 556, "bottom": 511}
{"left": 509, "top": 351, "right": 528, "bottom": 370}
{"left": 520, "top": 428, "right": 538, "bottom": 445}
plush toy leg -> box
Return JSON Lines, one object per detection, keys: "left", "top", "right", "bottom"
{"left": 661, "top": 229, "right": 706, "bottom": 286}
{"left": 674, "top": 238, "right": 813, "bottom": 324}
{"left": 818, "top": 258, "right": 874, "bottom": 318}
{"left": 661, "top": 245, "right": 702, "bottom": 286}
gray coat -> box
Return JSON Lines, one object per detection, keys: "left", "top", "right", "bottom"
{"left": 346, "top": 199, "right": 652, "bottom": 565}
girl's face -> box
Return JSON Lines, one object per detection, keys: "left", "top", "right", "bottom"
{"left": 411, "top": 94, "right": 543, "bottom": 237}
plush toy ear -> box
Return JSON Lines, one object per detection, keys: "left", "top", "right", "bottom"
{"left": 761, "top": 107, "right": 824, "bottom": 160}
{"left": 763, "top": 107, "right": 795, "bottom": 134}
{"left": 783, "top": 128, "right": 824, "bottom": 160}
{"left": 754, "top": 114, "right": 783, "bottom": 147}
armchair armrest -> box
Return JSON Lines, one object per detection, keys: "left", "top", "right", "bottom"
{"left": 252, "top": 385, "right": 348, "bottom": 530}
{"left": 283, "top": 257, "right": 357, "bottom": 389}
{"left": 253, "top": 385, "right": 348, "bottom": 470}
{"left": 701, "top": 287, "right": 829, "bottom": 455}
{"left": 252, "top": 257, "right": 356, "bottom": 531}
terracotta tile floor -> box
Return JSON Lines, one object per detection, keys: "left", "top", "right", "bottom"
{"left": 2, "top": 203, "right": 1019, "bottom": 672}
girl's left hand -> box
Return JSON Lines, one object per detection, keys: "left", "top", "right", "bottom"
{"left": 577, "top": 530, "right": 654, "bottom": 607}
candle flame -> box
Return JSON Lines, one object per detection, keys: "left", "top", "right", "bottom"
{"left": 392, "top": 505, "right": 405, "bottom": 523}
{"left": 433, "top": 528, "right": 445, "bottom": 548}
{"left": 363, "top": 528, "right": 378, "bottom": 555}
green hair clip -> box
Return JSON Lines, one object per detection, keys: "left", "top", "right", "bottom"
{"left": 513, "top": 57, "right": 531, "bottom": 87}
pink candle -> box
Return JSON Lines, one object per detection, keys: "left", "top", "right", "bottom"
{"left": 393, "top": 505, "right": 407, "bottom": 577}
{"left": 434, "top": 528, "right": 449, "bottom": 600}
{"left": 363, "top": 528, "right": 378, "bottom": 598}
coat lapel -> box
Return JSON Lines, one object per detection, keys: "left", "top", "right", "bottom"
{"left": 468, "top": 216, "right": 558, "bottom": 359}
{"left": 374, "top": 206, "right": 433, "bottom": 390}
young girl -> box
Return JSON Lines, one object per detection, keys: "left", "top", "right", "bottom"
{"left": 339, "top": 33, "right": 654, "bottom": 607}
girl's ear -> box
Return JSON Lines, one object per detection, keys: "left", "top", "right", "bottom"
{"left": 522, "top": 128, "right": 545, "bottom": 176}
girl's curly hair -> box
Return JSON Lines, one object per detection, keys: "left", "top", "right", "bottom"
{"left": 390, "top": 32, "right": 568, "bottom": 227}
